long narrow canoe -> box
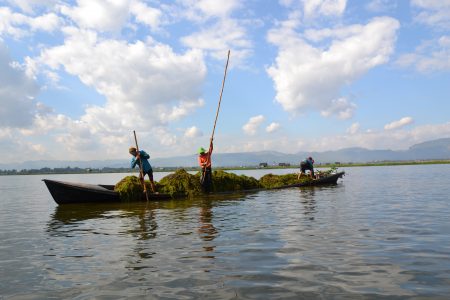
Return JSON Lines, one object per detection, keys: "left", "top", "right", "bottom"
{"left": 272, "top": 171, "right": 345, "bottom": 189}
{"left": 42, "top": 179, "right": 173, "bottom": 205}
{"left": 43, "top": 171, "right": 345, "bottom": 205}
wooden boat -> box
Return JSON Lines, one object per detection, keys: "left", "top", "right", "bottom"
{"left": 43, "top": 171, "right": 345, "bottom": 205}
{"left": 42, "top": 179, "right": 173, "bottom": 205}
{"left": 272, "top": 171, "right": 345, "bottom": 189}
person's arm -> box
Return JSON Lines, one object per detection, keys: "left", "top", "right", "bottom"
{"left": 131, "top": 157, "right": 137, "bottom": 168}
{"left": 208, "top": 138, "right": 213, "bottom": 154}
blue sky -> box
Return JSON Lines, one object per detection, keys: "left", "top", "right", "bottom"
{"left": 1, "top": 0, "right": 449, "bottom": 162}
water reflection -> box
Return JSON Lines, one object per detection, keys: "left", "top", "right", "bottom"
{"left": 299, "top": 188, "right": 317, "bottom": 220}
{"left": 132, "top": 206, "right": 158, "bottom": 240}
{"left": 198, "top": 200, "right": 218, "bottom": 256}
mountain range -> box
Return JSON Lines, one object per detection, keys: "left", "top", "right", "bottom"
{"left": 1, "top": 138, "right": 449, "bottom": 170}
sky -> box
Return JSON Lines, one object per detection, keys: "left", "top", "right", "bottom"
{"left": 1, "top": 0, "right": 450, "bottom": 163}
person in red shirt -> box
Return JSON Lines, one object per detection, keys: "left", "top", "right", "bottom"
{"left": 198, "top": 139, "right": 213, "bottom": 193}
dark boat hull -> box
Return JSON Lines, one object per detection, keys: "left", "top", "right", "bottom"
{"left": 43, "top": 179, "right": 172, "bottom": 205}
{"left": 43, "top": 171, "right": 345, "bottom": 205}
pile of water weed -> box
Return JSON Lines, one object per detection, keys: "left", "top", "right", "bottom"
{"left": 157, "top": 169, "right": 202, "bottom": 197}
{"left": 259, "top": 173, "right": 313, "bottom": 189}
{"left": 115, "top": 169, "right": 329, "bottom": 200}
{"left": 211, "top": 170, "right": 261, "bottom": 192}
{"left": 114, "top": 175, "right": 150, "bottom": 201}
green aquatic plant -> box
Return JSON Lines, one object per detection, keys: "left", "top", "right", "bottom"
{"left": 211, "top": 170, "right": 261, "bottom": 192}
{"left": 115, "top": 168, "right": 336, "bottom": 200}
{"left": 157, "top": 169, "right": 202, "bottom": 197}
{"left": 114, "top": 175, "right": 146, "bottom": 201}
{"left": 259, "top": 173, "right": 313, "bottom": 189}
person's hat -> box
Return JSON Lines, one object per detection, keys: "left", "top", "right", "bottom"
{"left": 198, "top": 147, "right": 206, "bottom": 154}
{"left": 129, "top": 147, "right": 137, "bottom": 153}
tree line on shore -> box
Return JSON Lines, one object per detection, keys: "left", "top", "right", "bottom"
{"left": 0, "top": 160, "right": 448, "bottom": 176}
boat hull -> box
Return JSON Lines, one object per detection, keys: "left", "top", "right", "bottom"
{"left": 42, "top": 179, "right": 172, "bottom": 205}
{"left": 272, "top": 171, "right": 345, "bottom": 189}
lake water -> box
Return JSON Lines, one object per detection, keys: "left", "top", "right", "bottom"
{"left": 1, "top": 165, "right": 449, "bottom": 299}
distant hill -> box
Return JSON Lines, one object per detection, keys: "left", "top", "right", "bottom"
{"left": 1, "top": 138, "right": 449, "bottom": 170}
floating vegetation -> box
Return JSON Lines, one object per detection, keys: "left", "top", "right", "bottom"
{"left": 259, "top": 173, "right": 312, "bottom": 189}
{"left": 211, "top": 170, "right": 261, "bottom": 192}
{"left": 115, "top": 168, "right": 336, "bottom": 201}
{"left": 157, "top": 169, "right": 202, "bottom": 197}
{"left": 114, "top": 175, "right": 146, "bottom": 202}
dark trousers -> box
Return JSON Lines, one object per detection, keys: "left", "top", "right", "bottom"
{"left": 300, "top": 162, "right": 314, "bottom": 177}
{"left": 201, "top": 167, "right": 212, "bottom": 193}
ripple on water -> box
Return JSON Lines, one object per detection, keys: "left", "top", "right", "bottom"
{"left": 1, "top": 166, "right": 450, "bottom": 298}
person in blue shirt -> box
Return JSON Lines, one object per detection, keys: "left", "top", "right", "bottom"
{"left": 298, "top": 156, "right": 315, "bottom": 179}
{"left": 129, "top": 147, "right": 156, "bottom": 193}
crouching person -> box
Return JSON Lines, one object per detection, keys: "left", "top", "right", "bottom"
{"left": 129, "top": 147, "right": 157, "bottom": 193}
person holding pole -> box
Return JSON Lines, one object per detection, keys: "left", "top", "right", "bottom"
{"left": 198, "top": 139, "right": 213, "bottom": 193}
{"left": 198, "top": 50, "right": 230, "bottom": 193}
{"left": 129, "top": 147, "right": 157, "bottom": 193}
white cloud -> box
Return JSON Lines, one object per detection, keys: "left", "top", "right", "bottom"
{"left": 28, "top": 12, "right": 60, "bottom": 32}
{"left": 266, "top": 122, "right": 281, "bottom": 133}
{"left": 346, "top": 122, "right": 360, "bottom": 134}
{"left": 320, "top": 97, "right": 356, "bottom": 120}
{"left": 411, "top": 0, "right": 450, "bottom": 29}
{"left": 365, "top": 0, "right": 397, "bottom": 13}
{"left": 35, "top": 27, "right": 206, "bottom": 132}
{"left": 178, "top": 0, "right": 241, "bottom": 21}
{"left": 303, "top": 0, "right": 347, "bottom": 18}
{"left": 243, "top": 115, "right": 265, "bottom": 135}
{"left": 130, "top": 1, "right": 162, "bottom": 31}
{"left": 59, "top": 0, "right": 130, "bottom": 32}
{"left": 281, "top": 0, "right": 347, "bottom": 19}
{"left": 4, "top": 0, "right": 58, "bottom": 14}
{"left": 0, "top": 43, "right": 39, "bottom": 127}
{"left": 384, "top": 117, "right": 414, "bottom": 130}
{"left": 184, "top": 126, "right": 203, "bottom": 138}
{"left": 181, "top": 17, "right": 252, "bottom": 64}
{"left": 396, "top": 36, "right": 450, "bottom": 72}
{"left": 267, "top": 17, "right": 399, "bottom": 118}
{"left": 14, "top": 25, "right": 208, "bottom": 160}
{"left": 228, "top": 121, "right": 450, "bottom": 153}
{"left": 0, "top": 7, "right": 61, "bottom": 38}
{"left": 311, "top": 122, "right": 450, "bottom": 151}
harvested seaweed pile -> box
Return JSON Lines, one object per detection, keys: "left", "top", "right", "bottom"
{"left": 114, "top": 175, "right": 148, "bottom": 201}
{"left": 157, "top": 169, "right": 202, "bottom": 197}
{"left": 212, "top": 170, "right": 261, "bottom": 192}
{"left": 259, "top": 173, "right": 313, "bottom": 189}
{"left": 115, "top": 169, "right": 329, "bottom": 201}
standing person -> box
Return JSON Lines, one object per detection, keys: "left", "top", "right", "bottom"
{"left": 198, "top": 139, "right": 213, "bottom": 193}
{"left": 129, "top": 147, "right": 157, "bottom": 193}
{"left": 298, "top": 156, "right": 315, "bottom": 179}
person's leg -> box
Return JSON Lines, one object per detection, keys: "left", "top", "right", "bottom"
{"left": 299, "top": 164, "right": 306, "bottom": 179}
{"left": 205, "top": 168, "right": 212, "bottom": 193}
{"left": 148, "top": 171, "right": 157, "bottom": 193}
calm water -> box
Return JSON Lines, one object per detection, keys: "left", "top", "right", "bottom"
{"left": 1, "top": 165, "right": 449, "bottom": 299}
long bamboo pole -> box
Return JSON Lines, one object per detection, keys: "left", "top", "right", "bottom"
{"left": 210, "top": 49, "right": 231, "bottom": 143}
{"left": 201, "top": 50, "right": 230, "bottom": 184}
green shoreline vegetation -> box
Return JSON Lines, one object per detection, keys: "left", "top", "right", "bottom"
{"left": 0, "top": 160, "right": 449, "bottom": 175}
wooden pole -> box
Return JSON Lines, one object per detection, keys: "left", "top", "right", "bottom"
{"left": 210, "top": 49, "right": 230, "bottom": 143}
{"left": 133, "top": 130, "right": 149, "bottom": 202}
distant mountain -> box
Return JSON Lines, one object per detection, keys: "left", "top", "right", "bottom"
{"left": 1, "top": 138, "right": 449, "bottom": 170}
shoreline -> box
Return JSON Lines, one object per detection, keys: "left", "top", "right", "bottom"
{"left": 1, "top": 160, "right": 449, "bottom": 176}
